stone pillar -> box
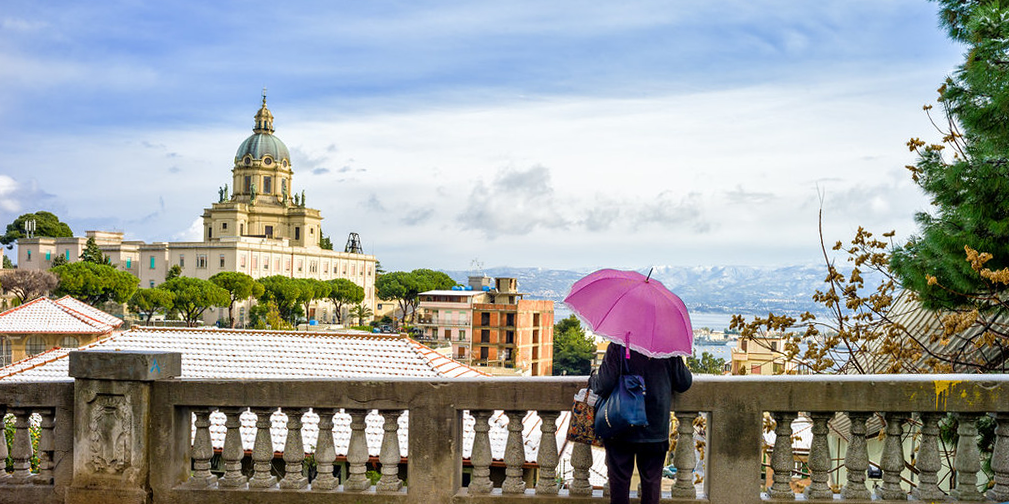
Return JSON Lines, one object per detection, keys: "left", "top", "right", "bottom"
{"left": 952, "top": 413, "right": 984, "bottom": 501}
{"left": 768, "top": 411, "right": 795, "bottom": 499}
{"left": 989, "top": 412, "right": 1009, "bottom": 502}
{"left": 9, "top": 408, "right": 34, "bottom": 484}
{"left": 841, "top": 411, "right": 871, "bottom": 500}
{"left": 0, "top": 405, "right": 8, "bottom": 483}
{"left": 876, "top": 412, "right": 907, "bottom": 501}
{"left": 186, "top": 408, "right": 218, "bottom": 488}
{"left": 568, "top": 441, "right": 594, "bottom": 496}
{"left": 803, "top": 412, "right": 833, "bottom": 500}
{"left": 217, "top": 407, "right": 248, "bottom": 489}
{"left": 35, "top": 408, "right": 56, "bottom": 486}
{"left": 501, "top": 410, "right": 527, "bottom": 494}
{"left": 279, "top": 408, "right": 308, "bottom": 489}
{"left": 343, "top": 409, "right": 371, "bottom": 491}
{"left": 468, "top": 410, "right": 493, "bottom": 494}
{"left": 311, "top": 408, "right": 338, "bottom": 491}
{"left": 65, "top": 350, "right": 182, "bottom": 504}
{"left": 912, "top": 412, "right": 945, "bottom": 501}
{"left": 671, "top": 412, "right": 698, "bottom": 498}
{"left": 248, "top": 407, "right": 278, "bottom": 489}
{"left": 376, "top": 410, "right": 404, "bottom": 492}
{"left": 535, "top": 411, "right": 560, "bottom": 495}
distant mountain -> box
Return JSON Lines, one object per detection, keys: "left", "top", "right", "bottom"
{"left": 441, "top": 265, "right": 849, "bottom": 317}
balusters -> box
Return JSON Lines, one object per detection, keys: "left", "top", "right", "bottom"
{"left": 535, "top": 411, "right": 559, "bottom": 495}
{"left": 768, "top": 411, "right": 795, "bottom": 499}
{"left": 248, "top": 407, "right": 278, "bottom": 488}
{"left": 34, "top": 408, "right": 55, "bottom": 485}
{"left": 841, "top": 411, "right": 870, "bottom": 500}
{"left": 990, "top": 413, "right": 1009, "bottom": 501}
{"left": 188, "top": 408, "right": 218, "bottom": 488}
{"left": 912, "top": 412, "right": 944, "bottom": 501}
{"left": 952, "top": 413, "right": 984, "bottom": 501}
{"left": 568, "top": 440, "right": 594, "bottom": 496}
{"left": 502, "top": 410, "right": 526, "bottom": 494}
{"left": 877, "top": 412, "right": 907, "bottom": 500}
{"left": 376, "top": 410, "right": 404, "bottom": 492}
{"left": 469, "top": 410, "right": 493, "bottom": 493}
{"left": 280, "top": 408, "right": 308, "bottom": 489}
{"left": 671, "top": 411, "right": 697, "bottom": 498}
{"left": 312, "top": 408, "right": 338, "bottom": 491}
{"left": 343, "top": 409, "right": 371, "bottom": 491}
{"left": 804, "top": 412, "right": 832, "bottom": 500}
{"left": 217, "top": 407, "right": 248, "bottom": 488}
{"left": 9, "top": 409, "right": 33, "bottom": 484}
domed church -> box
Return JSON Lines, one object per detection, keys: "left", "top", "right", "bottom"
{"left": 17, "top": 95, "right": 378, "bottom": 327}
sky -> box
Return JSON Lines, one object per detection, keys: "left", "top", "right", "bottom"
{"left": 0, "top": 1, "right": 965, "bottom": 272}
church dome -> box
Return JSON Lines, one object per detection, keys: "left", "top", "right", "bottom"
{"left": 236, "top": 133, "right": 290, "bottom": 163}
{"left": 235, "top": 94, "right": 290, "bottom": 164}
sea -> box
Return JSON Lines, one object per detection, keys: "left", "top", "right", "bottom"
{"left": 555, "top": 306, "right": 743, "bottom": 362}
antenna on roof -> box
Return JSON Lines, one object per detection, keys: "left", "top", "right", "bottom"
{"left": 470, "top": 258, "right": 484, "bottom": 276}
{"left": 345, "top": 232, "right": 363, "bottom": 254}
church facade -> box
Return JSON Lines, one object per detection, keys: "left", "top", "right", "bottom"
{"left": 16, "top": 97, "right": 378, "bottom": 326}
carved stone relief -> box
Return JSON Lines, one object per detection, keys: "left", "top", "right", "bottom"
{"left": 86, "top": 394, "right": 133, "bottom": 474}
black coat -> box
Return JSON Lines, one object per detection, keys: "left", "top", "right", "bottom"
{"left": 589, "top": 343, "right": 693, "bottom": 443}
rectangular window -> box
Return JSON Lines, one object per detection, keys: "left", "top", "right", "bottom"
{"left": 126, "top": 258, "right": 132, "bottom": 269}
{"left": 459, "top": 330, "right": 466, "bottom": 341}
{"left": 252, "top": 256, "right": 258, "bottom": 269}
{"left": 506, "top": 313, "right": 515, "bottom": 326}
{"left": 265, "top": 225, "right": 273, "bottom": 238}
{"left": 66, "top": 250, "right": 70, "bottom": 261}
{"left": 207, "top": 227, "right": 212, "bottom": 239}
{"left": 506, "top": 331, "right": 514, "bottom": 344}
{"left": 295, "top": 227, "right": 301, "bottom": 240}
{"left": 444, "top": 329, "right": 451, "bottom": 340}
{"left": 219, "top": 255, "right": 225, "bottom": 268}
{"left": 26, "top": 250, "right": 31, "bottom": 261}
{"left": 197, "top": 255, "right": 207, "bottom": 269}
{"left": 179, "top": 255, "right": 185, "bottom": 267}
{"left": 481, "top": 330, "right": 490, "bottom": 343}
{"left": 222, "top": 222, "right": 227, "bottom": 230}
{"left": 264, "top": 176, "right": 272, "bottom": 194}
{"left": 240, "top": 254, "right": 246, "bottom": 268}
{"left": 480, "top": 313, "right": 490, "bottom": 326}
{"left": 480, "top": 347, "right": 489, "bottom": 359}
{"left": 297, "top": 259, "right": 303, "bottom": 272}
{"left": 533, "top": 313, "right": 541, "bottom": 326}
{"left": 244, "top": 176, "right": 251, "bottom": 192}
{"left": 275, "top": 259, "right": 280, "bottom": 270}
{"left": 45, "top": 251, "right": 51, "bottom": 261}
{"left": 150, "top": 256, "right": 156, "bottom": 269}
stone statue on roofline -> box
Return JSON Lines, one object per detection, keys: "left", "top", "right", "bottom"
{"left": 282, "top": 184, "right": 288, "bottom": 206}
{"left": 293, "top": 193, "right": 299, "bottom": 206}
{"left": 301, "top": 190, "right": 306, "bottom": 207}
{"left": 250, "top": 183, "right": 257, "bottom": 203}
{"left": 223, "top": 184, "right": 228, "bottom": 201}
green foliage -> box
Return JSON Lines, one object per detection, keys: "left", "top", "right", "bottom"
{"left": 687, "top": 351, "right": 726, "bottom": 375}
{"left": 349, "top": 303, "right": 373, "bottom": 326}
{"left": 298, "top": 278, "right": 332, "bottom": 323}
{"left": 160, "top": 277, "right": 229, "bottom": 326}
{"left": 552, "top": 315, "right": 595, "bottom": 376}
{"left": 891, "top": 0, "right": 1009, "bottom": 311}
{"left": 209, "top": 271, "right": 264, "bottom": 328}
{"left": 249, "top": 300, "right": 293, "bottom": 330}
{"left": 257, "top": 275, "right": 307, "bottom": 326}
{"left": 128, "top": 288, "right": 175, "bottom": 324}
{"left": 1, "top": 211, "right": 73, "bottom": 248}
{"left": 2, "top": 253, "right": 13, "bottom": 269}
{"left": 319, "top": 234, "right": 333, "bottom": 250}
{"left": 52, "top": 261, "right": 138, "bottom": 306}
{"left": 50, "top": 255, "right": 66, "bottom": 267}
{"left": 375, "top": 269, "right": 455, "bottom": 324}
{"left": 327, "top": 278, "right": 364, "bottom": 324}
{"left": 165, "top": 265, "right": 182, "bottom": 281}
{"left": 79, "top": 236, "right": 111, "bottom": 265}
{"left": 4, "top": 413, "right": 40, "bottom": 474}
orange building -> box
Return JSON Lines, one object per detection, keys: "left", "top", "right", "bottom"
{"left": 416, "top": 276, "right": 554, "bottom": 376}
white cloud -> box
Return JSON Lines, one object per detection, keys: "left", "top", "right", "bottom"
{"left": 0, "top": 175, "right": 19, "bottom": 213}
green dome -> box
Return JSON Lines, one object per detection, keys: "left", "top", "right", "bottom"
{"left": 236, "top": 133, "right": 290, "bottom": 162}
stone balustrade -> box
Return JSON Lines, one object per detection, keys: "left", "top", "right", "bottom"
{"left": 2, "top": 352, "right": 1009, "bottom": 504}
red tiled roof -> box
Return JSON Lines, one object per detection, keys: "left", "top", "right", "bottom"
{"left": 0, "top": 297, "right": 119, "bottom": 335}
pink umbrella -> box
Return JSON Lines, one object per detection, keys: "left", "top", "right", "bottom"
{"left": 563, "top": 268, "right": 693, "bottom": 358}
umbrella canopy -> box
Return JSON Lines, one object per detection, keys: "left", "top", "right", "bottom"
{"left": 563, "top": 269, "right": 693, "bottom": 358}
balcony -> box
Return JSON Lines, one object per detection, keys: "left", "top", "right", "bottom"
{"left": 3, "top": 351, "right": 1009, "bottom": 503}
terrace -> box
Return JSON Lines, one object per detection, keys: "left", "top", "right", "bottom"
{"left": 2, "top": 350, "right": 1009, "bottom": 504}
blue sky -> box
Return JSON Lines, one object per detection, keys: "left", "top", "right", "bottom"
{"left": 0, "top": 1, "right": 964, "bottom": 271}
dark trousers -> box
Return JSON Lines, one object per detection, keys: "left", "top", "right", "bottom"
{"left": 604, "top": 440, "right": 669, "bottom": 504}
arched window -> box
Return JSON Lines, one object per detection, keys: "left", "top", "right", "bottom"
{"left": 25, "top": 336, "right": 47, "bottom": 356}
{"left": 1, "top": 337, "right": 11, "bottom": 366}
{"left": 59, "top": 336, "right": 79, "bottom": 349}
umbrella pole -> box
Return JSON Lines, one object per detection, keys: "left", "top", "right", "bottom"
{"left": 645, "top": 267, "right": 653, "bottom": 282}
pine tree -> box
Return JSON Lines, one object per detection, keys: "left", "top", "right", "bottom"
{"left": 891, "top": 0, "right": 1009, "bottom": 310}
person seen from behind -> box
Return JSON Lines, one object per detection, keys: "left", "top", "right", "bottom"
{"left": 589, "top": 343, "right": 693, "bottom": 504}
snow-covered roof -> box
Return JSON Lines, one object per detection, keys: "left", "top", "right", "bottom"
{"left": 0, "top": 326, "right": 489, "bottom": 382}
{"left": 0, "top": 296, "right": 120, "bottom": 335}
